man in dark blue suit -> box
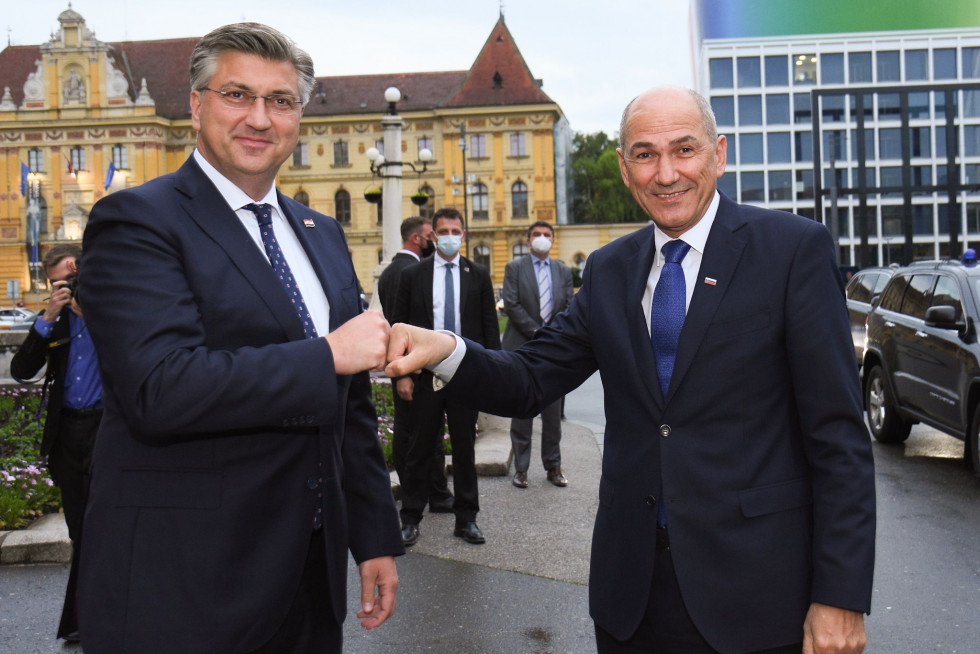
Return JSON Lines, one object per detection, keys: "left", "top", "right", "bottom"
{"left": 387, "top": 86, "right": 875, "bottom": 653}
{"left": 77, "top": 23, "right": 402, "bottom": 653}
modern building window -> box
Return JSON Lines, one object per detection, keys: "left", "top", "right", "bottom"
{"left": 766, "top": 94, "right": 790, "bottom": 124}
{"left": 937, "top": 164, "right": 948, "bottom": 185}
{"left": 876, "top": 51, "right": 901, "bottom": 82}
{"left": 822, "top": 130, "right": 845, "bottom": 161}
{"left": 963, "top": 47, "right": 980, "bottom": 78}
{"left": 878, "top": 93, "right": 901, "bottom": 119}
{"left": 821, "top": 53, "right": 844, "bottom": 84}
{"left": 292, "top": 142, "right": 308, "bottom": 166}
{"left": 822, "top": 95, "right": 845, "bottom": 122}
{"left": 935, "top": 126, "right": 948, "bottom": 158}
{"left": 909, "top": 92, "right": 930, "bottom": 119}
{"left": 417, "top": 136, "right": 433, "bottom": 158}
{"left": 965, "top": 125, "right": 980, "bottom": 157}
{"left": 741, "top": 171, "right": 765, "bottom": 201}
{"left": 294, "top": 190, "right": 310, "bottom": 207}
{"left": 913, "top": 205, "right": 934, "bottom": 235}
{"left": 333, "top": 141, "right": 349, "bottom": 165}
{"left": 880, "top": 167, "right": 903, "bottom": 194}
{"left": 334, "top": 189, "right": 351, "bottom": 224}
{"left": 793, "top": 93, "right": 812, "bottom": 123}
{"left": 849, "top": 93, "right": 875, "bottom": 120}
{"left": 934, "top": 48, "right": 956, "bottom": 79}
{"left": 739, "top": 133, "right": 764, "bottom": 164}
{"left": 768, "top": 170, "right": 793, "bottom": 201}
{"left": 911, "top": 166, "right": 932, "bottom": 191}
{"left": 738, "top": 95, "right": 763, "bottom": 125}
{"left": 851, "top": 129, "right": 876, "bottom": 162}
{"left": 905, "top": 50, "right": 929, "bottom": 81}
{"left": 764, "top": 55, "right": 788, "bottom": 86}
{"left": 796, "top": 169, "right": 814, "bottom": 199}
{"left": 849, "top": 52, "right": 872, "bottom": 83}
{"left": 470, "top": 134, "right": 487, "bottom": 158}
{"left": 794, "top": 131, "right": 813, "bottom": 162}
{"left": 111, "top": 144, "right": 128, "bottom": 170}
{"left": 879, "top": 128, "right": 902, "bottom": 159}
{"left": 793, "top": 53, "right": 817, "bottom": 84}
{"left": 767, "top": 132, "right": 792, "bottom": 163}
{"left": 712, "top": 96, "right": 735, "bottom": 125}
{"left": 967, "top": 164, "right": 980, "bottom": 185}
{"left": 963, "top": 90, "right": 980, "bottom": 118}
{"left": 725, "top": 133, "right": 736, "bottom": 165}
{"left": 28, "top": 148, "right": 44, "bottom": 173}
{"left": 737, "top": 56, "right": 761, "bottom": 87}
{"left": 510, "top": 133, "right": 526, "bottom": 157}
{"left": 710, "top": 58, "right": 733, "bottom": 88}
{"left": 69, "top": 145, "right": 85, "bottom": 172}
{"left": 512, "top": 243, "right": 529, "bottom": 259}
{"left": 473, "top": 244, "right": 491, "bottom": 270}
{"left": 910, "top": 126, "right": 931, "bottom": 157}
{"left": 471, "top": 183, "right": 489, "bottom": 219}
{"left": 719, "top": 172, "right": 737, "bottom": 198}
{"left": 511, "top": 181, "right": 528, "bottom": 217}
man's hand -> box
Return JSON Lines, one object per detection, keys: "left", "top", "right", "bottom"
{"left": 385, "top": 323, "right": 456, "bottom": 378}
{"left": 42, "top": 281, "right": 73, "bottom": 323}
{"left": 396, "top": 377, "right": 414, "bottom": 402}
{"left": 803, "top": 603, "right": 866, "bottom": 654}
{"left": 356, "top": 556, "right": 398, "bottom": 630}
{"left": 325, "top": 311, "right": 390, "bottom": 375}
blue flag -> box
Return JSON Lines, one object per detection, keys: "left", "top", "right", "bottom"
{"left": 104, "top": 161, "right": 116, "bottom": 190}
{"left": 20, "top": 162, "right": 29, "bottom": 196}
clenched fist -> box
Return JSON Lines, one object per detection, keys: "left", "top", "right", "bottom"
{"left": 325, "top": 311, "right": 390, "bottom": 375}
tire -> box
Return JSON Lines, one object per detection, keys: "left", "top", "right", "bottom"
{"left": 865, "top": 365, "right": 912, "bottom": 444}
{"left": 969, "top": 405, "right": 980, "bottom": 478}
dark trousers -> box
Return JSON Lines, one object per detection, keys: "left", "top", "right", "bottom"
{"left": 510, "top": 398, "right": 563, "bottom": 473}
{"left": 47, "top": 408, "right": 101, "bottom": 639}
{"left": 249, "top": 528, "right": 341, "bottom": 653}
{"left": 594, "top": 546, "right": 802, "bottom": 654}
{"left": 392, "top": 392, "right": 453, "bottom": 505}
{"left": 400, "top": 373, "right": 479, "bottom": 526}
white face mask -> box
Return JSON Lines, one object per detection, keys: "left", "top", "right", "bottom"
{"left": 437, "top": 234, "right": 462, "bottom": 257}
{"left": 530, "top": 235, "right": 553, "bottom": 255}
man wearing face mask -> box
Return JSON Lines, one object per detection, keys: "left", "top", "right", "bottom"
{"left": 392, "top": 208, "right": 500, "bottom": 545}
{"left": 501, "top": 221, "right": 574, "bottom": 489}
{"left": 377, "top": 216, "right": 454, "bottom": 514}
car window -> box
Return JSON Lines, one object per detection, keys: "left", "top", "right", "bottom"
{"left": 900, "top": 274, "right": 936, "bottom": 319}
{"left": 879, "top": 274, "right": 910, "bottom": 312}
{"left": 846, "top": 272, "right": 877, "bottom": 303}
{"left": 872, "top": 273, "right": 891, "bottom": 295}
{"left": 930, "top": 275, "right": 963, "bottom": 321}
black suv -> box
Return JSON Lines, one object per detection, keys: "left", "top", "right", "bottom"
{"left": 845, "top": 266, "right": 898, "bottom": 368}
{"left": 863, "top": 260, "right": 980, "bottom": 477}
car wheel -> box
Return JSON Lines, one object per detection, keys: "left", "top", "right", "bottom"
{"left": 970, "top": 405, "right": 980, "bottom": 478}
{"left": 865, "top": 365, "right": 912, "bottom": 444}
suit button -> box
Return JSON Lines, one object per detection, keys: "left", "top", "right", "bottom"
{"left": 645, "top": 495, "right": 656, "bottom": 507}
{"left": 307, "top": 477, "right": 319, "bottom": 490}
{"left": 659, "top": 424, "right": 671, "bottom": 438}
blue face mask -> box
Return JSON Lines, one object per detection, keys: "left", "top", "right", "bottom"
{"left": 437, "top": 234, "right": 462, "bottom": 257}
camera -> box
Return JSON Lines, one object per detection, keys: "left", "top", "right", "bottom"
{"left": 65, "top": 276, "right": 78, "bottom": 296}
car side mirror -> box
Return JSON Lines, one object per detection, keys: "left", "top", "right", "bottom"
{"left": 924, "top": 305, "right": 963, "bottom": 331}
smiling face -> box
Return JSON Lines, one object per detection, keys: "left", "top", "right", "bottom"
{"left": 190, "top": 51, "right": 302, "bottom": 200}
{"left": 617, "top": 87, "right": 727, "bottom": 238}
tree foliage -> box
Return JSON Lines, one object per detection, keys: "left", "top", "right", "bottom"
{"left": 570, "top": 131, "right": 646, "bottom": 224}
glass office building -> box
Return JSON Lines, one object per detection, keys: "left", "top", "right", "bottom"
{"left": 693, "top": 0, "right": 980, "bottom": 267}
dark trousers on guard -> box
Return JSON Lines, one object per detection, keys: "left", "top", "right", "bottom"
{"left": 392, "top": 391, "right": 453, "bottom": 506}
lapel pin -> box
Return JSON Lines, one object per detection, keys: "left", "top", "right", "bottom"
{"left": 704, "top": 277, "right": 717, "bottom": 286}
{"left": 303, "top": 218, "right": 316, "bottom": 228}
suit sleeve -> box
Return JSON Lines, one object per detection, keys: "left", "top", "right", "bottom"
{"left": 10, "top": 324, "right": 54, "bottom": 383}
{"left": 79, "top": 191, "right": 341, "bottom": 441}
{"left": 502, "top": 260, "right": 540, "bottom": 339}
{"left": 558, "top": 262, "right": 575, "bottom": 309}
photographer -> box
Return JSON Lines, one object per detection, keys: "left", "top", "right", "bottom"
{"left": 10, "top": 243, "right": 102, "bottom": 643}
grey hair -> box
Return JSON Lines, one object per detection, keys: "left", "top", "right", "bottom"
{"left": 619, "top": 87, "right": 718, "bottom": 151}
{"left": 189, "top": 22, "right": 315, "bottom": 105}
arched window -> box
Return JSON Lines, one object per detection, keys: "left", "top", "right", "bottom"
{"left": 512, "top": 243, "right": 529, "bottom": 259}
{"left": 69, "top": 145, "right": 86, "bottom": 172}
{"left": 511, "top": 181, "right": 528, "bottom": 218}
{"left": 28, "top": 148, "right": 44, "bottom": 173}
{"left": 474, "top": 244, "right": 491, "bottom": 271}
{"left": 294, "top": 190, "right": 310, "bottom": 207}
{"left": 334, "top": 189, "right": 351, "bottom": 224}
{"left": 419, "top": 185, "right": 435, "bottom": 220}
{"left": 472, "top": 183, "right": 489, "bottom": 220}
{"left": 111, "top": 144, "right": 128, "bottom": 170}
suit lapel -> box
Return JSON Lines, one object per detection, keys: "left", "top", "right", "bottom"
{"left": 421, "top": 259, "right": 435, "bottom": 329}
{"left": 458, "top": 256, "right": 472, "bottom": 320}
{"left": 670, "top": 197, "right": 748, "bottom": 396}
{"left": 626, "top": 226, "right": 665, "bottom": 408}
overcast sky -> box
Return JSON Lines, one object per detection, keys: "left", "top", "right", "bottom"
{"left": 5, "top": 0, "right": 694, "bottom": 136}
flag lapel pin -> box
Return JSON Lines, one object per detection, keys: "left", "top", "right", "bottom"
{"left": 303, "top": 218, "right": 316, "bottom": 228}
{"left": 704, "top": 277, "right": 717, "bottom": 286}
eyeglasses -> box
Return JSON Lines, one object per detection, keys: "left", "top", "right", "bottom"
{"left": 202, "top": 87, "right": 304, "bottom": 116}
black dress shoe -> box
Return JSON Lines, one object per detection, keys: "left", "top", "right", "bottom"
{"left": 428, "top": 497, "right": 455, "bottom": 513}
{"left": 453, "top": 521, "right": 486, "bottom": 544}
{"left": 547, "top": 466, "right": 568, "bottom": 487}
{"left": 512, "top": 471, "right": 529, "bottom": 488}
{"left": 62, "top": 631, "right": 81, "bottom": 643}
{"left": 401, "top": 524, "right": 420, "bottom": 547}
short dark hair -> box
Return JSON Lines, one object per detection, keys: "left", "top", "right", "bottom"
{"left": 526, "top": 220, "right": 554, "bottom": 239}
{"left": 400, "top": 216, "right": 428, "bottom": 242}
{"left": 189, "top": 22, "right": 316, "bottom": 104}
{"left": 433, "top": 207, "right": 464, "bottom": 232}
{"left": 42, "top": 244, "right": 82, "bottom": 276}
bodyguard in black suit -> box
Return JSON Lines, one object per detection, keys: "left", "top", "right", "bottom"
{"left": 388, "top": 87, "right": 875, "bottom": 653}
{"left": 76, "top": 23, "right": 402, "bottom": 653}
{"left": 393, "top": 208, "right": 500, "bottom": 546}
{"left": 10, "top": 244, "right": 101, "bottom": 642}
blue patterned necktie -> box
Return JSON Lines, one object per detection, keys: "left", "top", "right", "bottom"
{"left": 651, "top": 239, "right": 690, "bottom": 528}
{"left": 243, "top": 203, "right": 318, "bottom": 339}
{"left": 443, "top": 262, "right": 457, "bottom": 334}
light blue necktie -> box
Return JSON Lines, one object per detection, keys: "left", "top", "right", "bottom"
{"left": 444, "top": 262, "right": 457, "bottom": 334}
{"left": 243, "top": 203, "right": 318, "bottom": 339}
{"left": 537, "top": 259, "right": 553, "bottom": 324}
{"left": 651, "top": 239, "right": 690, "bottom": 527}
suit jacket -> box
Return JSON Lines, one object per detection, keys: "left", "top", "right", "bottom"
{"left": 442, "top": 194, "right": 875, "bottom": 653}
{"left": 377, "top": 251, "right": 419, "bottom": 322}
{"left": 76, "top": 157, "right": 403, "bottom": 653}
{"left": 393, "top": 255, "right": 501, "bottom": 351}
{"left": 10, "top": 310, "right": 72, "bottom": 456}
{"left": 501, "top": 254, "right": 574, "bottom": 351}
